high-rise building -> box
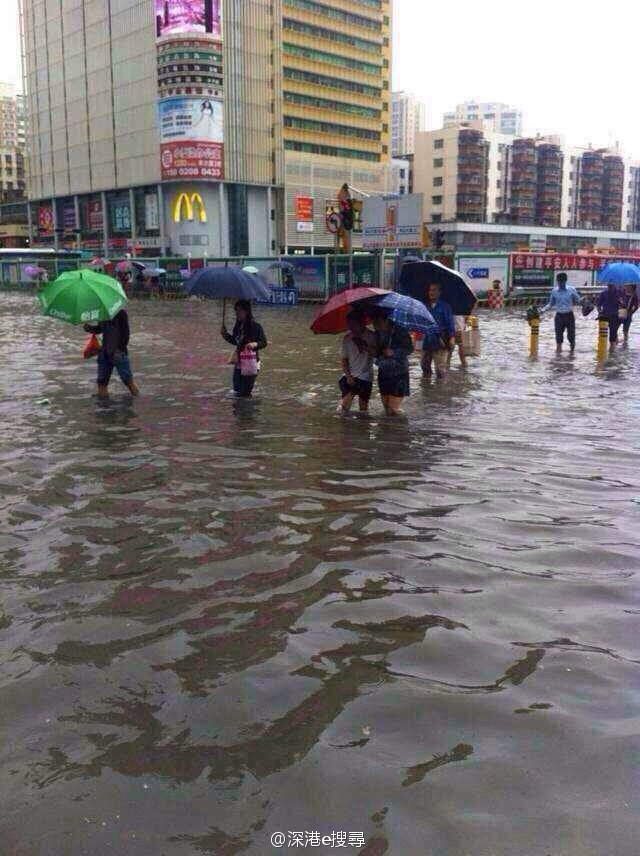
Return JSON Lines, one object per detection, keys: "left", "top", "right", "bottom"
{"left": 391, "top": 91, "right": 427, "bottom": 157}
{"left": 19, "top": 0, "right": 392, "bottom": 255}
{"left": 281, "top": 0, "right": 392, "bottom": 251}
{"left": 443, "top": 101, "right": 523, "bottom": 137}
{"left": 0, "top": 83, "right": 26, "bottom": 203}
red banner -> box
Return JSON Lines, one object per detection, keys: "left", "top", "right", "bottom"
{"left": 295, "top": 196, "right": 314, "bottom": 222}
{"left": 160, "top": 141, "right": 223, "bottom": 180}
{"left": 512, "top": 252, "right": 640, "bottom": 271}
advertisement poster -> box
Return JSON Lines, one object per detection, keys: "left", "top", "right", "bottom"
{"left": 156, "top": 1, "right": 224, "bottom": 180}
{"left": 38, "top": 205, "right": 53, "bottom": 233}
{"left": 155, "top": 0, "right": 221, "bottom": 38}
{"left": 86, "top": 201, "right": 103, "bottom": 232}
{"left": 111, "top": 200, "right": 131, "bottom": 233}
{"left": 457, "top": 255, "right": 510, "bottom": 297}
{"left": 295, "top": 196, "right": 314, "bottom": 233}
{"left": 62, "top": 204, "right": 76, "bottom": 230}
{"left": 362, "top": 194, "right": 423, "bottom": 249}
{"left": 145, "top": 194, "right": 160, "bottom": 230}
{"left": 159, "top": 97, "right": 223, "bottom": 180}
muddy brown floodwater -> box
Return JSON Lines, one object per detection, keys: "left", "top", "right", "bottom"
{"left": 1, "top": 293, "right": 639, "bottom": 856}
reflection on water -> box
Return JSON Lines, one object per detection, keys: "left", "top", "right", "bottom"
{"left": 1, "top": 295, "right": 639, "bottom": 855}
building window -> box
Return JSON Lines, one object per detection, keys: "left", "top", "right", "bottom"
{"left": 434, "top": 138, "right": 444, "bottom": 149}
{"left": 433, "top": 158, "right": 443, "bottom": 168}
{"left": 496, "top": 180, "right": 501, "bottom": 188}
{"left": 433, "top": 176, "right": 443, "bottom": 186}
{"left": 432, "top": 214, "right": 442, "bottom": 223}
{"left": 399, "top": 169, "right": 405, "bottom": 178}
{"left": 432, "top": 195, "right": 443, "bottom": 205}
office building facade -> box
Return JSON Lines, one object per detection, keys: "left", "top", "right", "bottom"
{"left": 0, "top": 83, "right": 26, "bottom": 203}
{"left": 20, "top": 0, "right": 391, "bottom": 256}
{"left": 391, "top": 90, "right": 426, "bottom": 157}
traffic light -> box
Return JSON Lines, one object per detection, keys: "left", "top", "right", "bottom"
{"left": 435, "top": 229, "right": 445, "bottom": 250}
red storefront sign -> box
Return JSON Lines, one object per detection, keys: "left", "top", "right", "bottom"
{"left": 160, "top": 141, "right": 224, "bottom": 180}
{"left": 295, "top": 196, "right": 314, "bottom": 221}
{"left": 86, "top": 200, "right": 103, "bottom": 232}
{"left": 38, "top": 204, "right": 53, "bottom": 233}
{"left": 512, "top": 252, "right": 640, "bottom": 271}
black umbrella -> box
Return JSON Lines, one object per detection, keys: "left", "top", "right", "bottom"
{"left": 185, "top": 266, "right": 271, "bottom": 322}
{"left": 399, "top": 260, "right": 477, "bottom": 316}
{"left": 401, "top": 254, "right": 423, "bottom": 264}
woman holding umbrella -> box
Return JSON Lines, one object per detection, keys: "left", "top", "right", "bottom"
{"left": 221, "top": 300, "right": 268, "bottom": 398}
{"left": 372, "top": 309, "right": 414, "bottom": 416}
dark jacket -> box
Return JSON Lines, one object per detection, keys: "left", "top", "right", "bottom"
{"left": 223, "top": 318, "right": 267, "bottom": 352}
{"left": 596, "top": 287, "right": 622, "bottom": 319}
{"left": 376, "top": 325, "right": 414, "bottom": 376}
{"left": 84, "top": 309, "right": 130, "bottom": 357}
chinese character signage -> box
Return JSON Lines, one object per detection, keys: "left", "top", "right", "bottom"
{"left": 111, "top": 199, "right": 131, "bottom": 233}
{"left": 155, "top": 1, "right": 224, "bottom": 181}
{"left": 295, "top": 196, "right": 314, "bottom": 233}
{"left": 145, "top": 194, "right": 160, "bottom": 230}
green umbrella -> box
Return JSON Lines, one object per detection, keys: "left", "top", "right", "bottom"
{"left": 38, "top": 269, "right": 128, "bottom": 325}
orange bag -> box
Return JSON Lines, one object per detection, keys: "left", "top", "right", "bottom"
{"left": 83, "top": 333, "right": 101, "bottom": 359}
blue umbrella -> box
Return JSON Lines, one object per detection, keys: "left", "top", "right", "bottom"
{"left": 597, "top": 262, "right": 640, "bottom": 289}
{"left": 185, "top": 266, "right": 272, "bottom": 322}
{"left": 371, "top": 292, "right": 441, "bottom": 348}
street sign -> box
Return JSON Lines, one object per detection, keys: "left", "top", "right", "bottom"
{"left": 468, "top": 267, "right": 490, "bottom": 279}
{"left": 255, "top": 286, "right": 297, "bottom": 307}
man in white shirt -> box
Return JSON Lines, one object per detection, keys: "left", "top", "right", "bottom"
{"left": 339, "top": 311, "right": 376, "bottom": 413}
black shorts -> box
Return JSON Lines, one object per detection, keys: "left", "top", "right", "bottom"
{"left": 378, "top": 371, "right": 410, "bottom": 398}
{"left": 339, "top": 375, "right": 373, "bottom": 402}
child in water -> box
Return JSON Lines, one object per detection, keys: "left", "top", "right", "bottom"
{"left": 338, "top": 310, "right": 376, "bottom": 413}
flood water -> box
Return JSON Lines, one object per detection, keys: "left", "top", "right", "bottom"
{"left": 1, "top": 293, "right": 639, "bottom": 856}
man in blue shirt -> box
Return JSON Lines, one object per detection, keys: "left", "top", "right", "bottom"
{"left": 422, "top": 282, "right": 455, "bottom": 379}
{"left": 541, "top": 272, "right": 583, "bottom": 351}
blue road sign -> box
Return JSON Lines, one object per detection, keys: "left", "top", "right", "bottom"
{"left": 468, "top": 268, "right": 490, "bottom": 279}
{"left": 255, "top": 286, "right": 298, "bottom": 307}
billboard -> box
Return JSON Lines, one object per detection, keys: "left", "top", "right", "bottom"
{"left": 159, "top": 97, "right": 223, "bottom": 180}
{"left": 155, "top": 0, "right": 221, "bottom": 38}
{"left": 362, "top": 194, "right": 423, "bottom": 249}
{"left": 155, "top": 1, "right": 224, "bottom": 180}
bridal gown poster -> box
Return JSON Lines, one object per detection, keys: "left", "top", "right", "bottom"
{"left": 156, "top": 0, "right": 224, "bottom": 180}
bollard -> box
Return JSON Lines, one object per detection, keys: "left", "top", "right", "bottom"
{"left": 529, "top": 317, "right": 539, "bottom": 356}
{"left": 597, "top": 318, "right": 608, "bottom": 360}
{"left": 465, "top": 315, "right": 481, "bottom": 356}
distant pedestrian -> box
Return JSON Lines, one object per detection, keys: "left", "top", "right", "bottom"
{"left": 620, "top": 283, "right": 639, "bottom": 342}
{"left": 338, "top": 310, "right": 376, "bottom": 414}
{"left": 221, "top": 299, "right": 267, "bottom": 398}
{"left": 84, "top": 308, "right": 139, "bottom": 398}
{"left": 422, "top": 282, "right": 455, "bottom": 379}
{"left": 541, "top": 272, "right": 583, "bottom": 351}
{"left": 372, "top": 312, "right": 414, "bottom": 416}
{"left": 596, "top": 281, "right": 624, "bottom": 344}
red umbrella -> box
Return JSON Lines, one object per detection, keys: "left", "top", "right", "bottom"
{"left": 311, "top": 287, "right": 388, "bottom": 334}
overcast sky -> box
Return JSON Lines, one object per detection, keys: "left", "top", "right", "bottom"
{"left": 393, "top": 0, "right": 640, "bottom": 156}
{"left": 3, "top": 1, "right": 640, "bottom": 156}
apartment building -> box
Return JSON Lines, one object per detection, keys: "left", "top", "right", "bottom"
{"left": 444, "top": 101, "right": 523, "bottom": 136}
{"left": 391, "top": 90, "right": 427, "bottom": 156}
{"left": 415, "top": 125, "right": 640, "bottom": 234}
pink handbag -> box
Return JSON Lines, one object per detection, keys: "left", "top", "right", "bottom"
{"left": 239, "top": 347, "right": 258, "bottom": 376}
